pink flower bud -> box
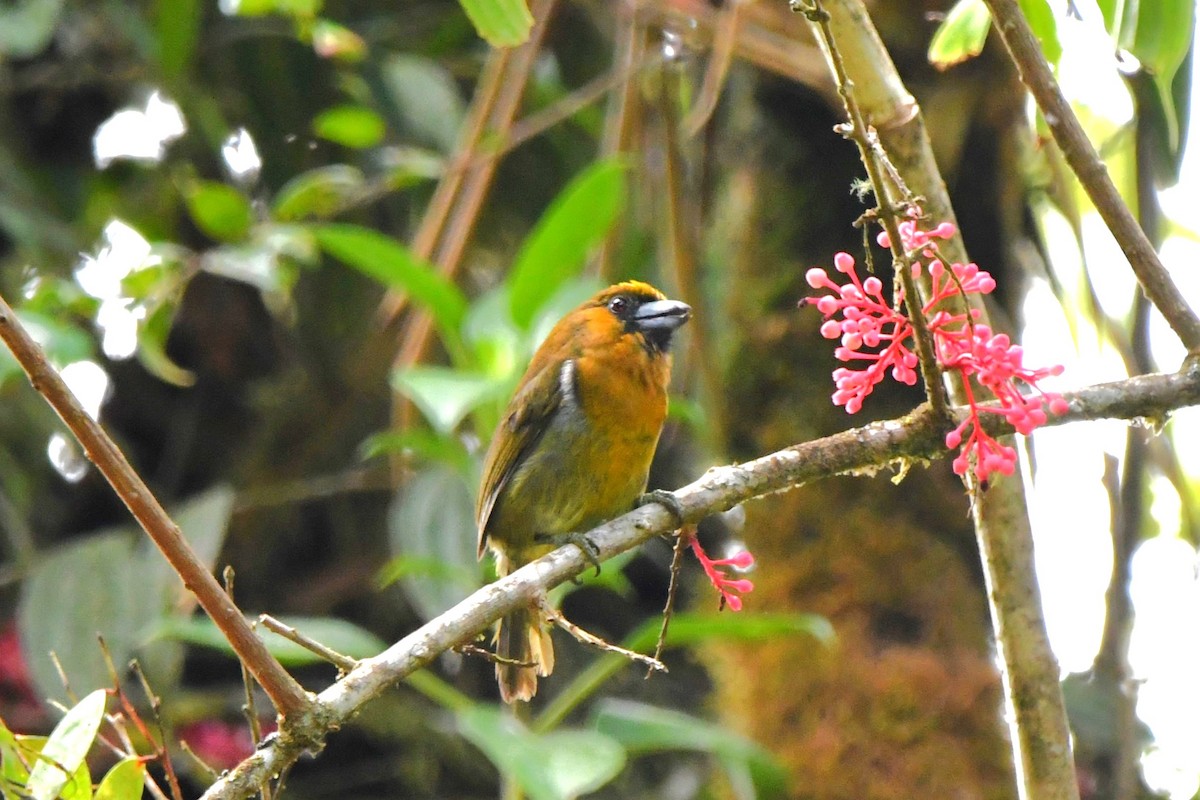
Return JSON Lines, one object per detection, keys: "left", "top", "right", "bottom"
{"left": 806, "top": 267, "right": 829, "bottom": 288}
{"left": 834, "top": 252, "right": 856, "bottom": 273}
{"left": 820, "top": 320, "right": 842, "bottom": 339}
{"left": 863, "top": 276, "right": 883, "bottom": 296}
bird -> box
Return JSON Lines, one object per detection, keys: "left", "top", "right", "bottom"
{"left": 475, "top": 280, "right": 691, "bottom": 703}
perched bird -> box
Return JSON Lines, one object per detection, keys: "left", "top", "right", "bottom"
{"left": 476, "top": 281, "right": 691, "bottom": 702}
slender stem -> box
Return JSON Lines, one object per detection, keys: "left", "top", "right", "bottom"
{"left": 800, "top": 0, "right": 949, "bottom": 420}
{"left": 983, "top": 0, "right": 1200, "bottom": 353}
{"left": 0, "top": 294, "right": 312, "bottom": 719}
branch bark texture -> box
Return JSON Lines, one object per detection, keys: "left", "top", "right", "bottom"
{"left": 200, "top": 363, "right": 1200, "bottom": 799}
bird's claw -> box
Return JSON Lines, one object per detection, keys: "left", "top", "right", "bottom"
{"left": 565, "top": 531, "right": 602, "bottom": 576}
{"left": 536, "top": 531, "right": 603, "bottom": 577}
{"left": 637, "top": 489, "right": 685, "bottom": 527}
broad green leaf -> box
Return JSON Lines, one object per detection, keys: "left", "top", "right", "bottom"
{"left": 26, "top": 689, "right": 105, "bottom": 800}
{"left": 534, "top": 612, "right": 831, "bottom": 734}
{"left": 19, "top": 532, "right": 141, "bottom": 700}
{"left": 386, "top": 465, "right": 482, "bottom": 621}
{"left": 624, "top": 612, "right": 835, "bottom": 652}
{"left": 313, "top": 105, "right": 385, "bottom": 149}
{"left": 358, "top": 428, "right": 472, "bottom": 472}
{"left": 135, "top": 302, "right": 196, "bottom": 388}
{"left": 392, "top": 366, "right": 507, "bottom": 435}
{"left": 458, "top": 706, "right": 624, "bottom": 800}
{"left": 458, "top": 0, "right": 533, "bottom": 47}
{"left": 19, "top": 488, "right": 234, "bottom": 701}
{"left": 7, "top": 736, "right": 92, "bottom": 800}
{"left": 928, "top": 0, "right": 991, "bottom": 70}
{"left": 94, "top": 757, "right": 146, "bottom": 800}
{"left": 313, "top": 224, "right": 467, "bottom": 352}
{"left": 1128, "top": 0, "right": 1193, "bottom": 169}
{"left": 272, "top": 165, "right": 365, "bottom": 221}
{"left": 508, "top": 160, "right": 627, "bottom": 329}
{"left": 591, "top": 699, "right": 788, "bottom": 799}
{"left": 381, "top": 55, "right": 467, "bottom": 153}
{"left": 155, "top": 0, "right": 201, "bottom": 79}
{"left": 227, "top": 0, "right": 320, "bottom": 17}
{"left": 0, "top": 0, "right": 65, "bottom": 58}
{"left": 185, "top": 181, "right": 253, "bottom": 242}
{"left": 155, "top": 615, "right": 386, "bottom": 666}
{"left": 1016, "top": 0, "right": 1061, "bottom": 65}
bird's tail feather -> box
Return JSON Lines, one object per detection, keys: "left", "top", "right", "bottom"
{"left": 495, "top": 606, "right": 554, "bottom": 703}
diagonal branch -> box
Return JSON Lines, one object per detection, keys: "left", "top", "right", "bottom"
{"left": 0, "top": 293, "right": 313, "bottom": 719}
{"left": 200, "top": 362, "right": 1200, "bottom": 800}
{"left": 983, "top": 0, "right": 1200, "bottom": 353}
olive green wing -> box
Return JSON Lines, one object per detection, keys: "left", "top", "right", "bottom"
{"left": 475, "top": 358, "right": 566, "bottom": 558}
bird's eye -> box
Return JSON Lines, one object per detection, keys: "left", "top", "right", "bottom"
{"left": 608, "top": 296, "right": 629, "bottom": 315}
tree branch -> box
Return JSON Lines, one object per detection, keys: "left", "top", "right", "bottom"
{"left": 0, "top": 293, "right": 314, "bottom": 719}
{"left": 200, "top": 362, "right": 1200, "bottom": 800}
{"left": 983, "top": 0, "right": 1200, "bottom": 353}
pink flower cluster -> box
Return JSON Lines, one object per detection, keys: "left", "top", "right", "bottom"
{"left": 689, "top": 536, "right": 754, "bottom": 611}
{"left": 805, "top": 218, "right": 1068, "bottom": 482}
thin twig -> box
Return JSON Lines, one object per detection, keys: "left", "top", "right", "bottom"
{"left": 258, "top": 615, "right": 358, "bottom": 673}
{"left": 536, "top": 598, "right": 667, "bottom": 674}
{"left": 200, "top": 363, "right": 1200, "bottom": 800}
{"left": 681, "top": 0, "right": 744, "bottom": 135}
{"left": 982, "top": 0, "right": 1200, "bottom": 353}
{"left": 649, "top": 527, "right": 692, "bottom": 675}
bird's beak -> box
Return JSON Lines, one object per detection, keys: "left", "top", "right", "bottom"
{"left": 632, "top": 299, "right": 691, "bottom": 332}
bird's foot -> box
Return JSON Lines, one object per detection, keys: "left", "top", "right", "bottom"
{"left": 536, "top": 531, "right": 603, "bottom": 577}
{"left": 637, "top": 489, "right": 685, "bottom": 528}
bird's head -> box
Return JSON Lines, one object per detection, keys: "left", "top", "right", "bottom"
{"left": 583, "top": 281, "right": 691, "bottom": 355}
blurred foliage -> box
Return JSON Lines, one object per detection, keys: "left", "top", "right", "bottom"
{"left": 1, "top": 0, "right": 1197, "bottom": 797}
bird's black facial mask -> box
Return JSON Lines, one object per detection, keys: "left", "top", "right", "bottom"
{"left": 605, "top": 293, "right": 691, "bottom": 353}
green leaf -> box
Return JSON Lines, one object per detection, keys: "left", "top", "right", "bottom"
{"left": 624, "top": 612, "right": 835, "bottom": 652}
{"left": 928, "top": 0, "right": 991, "bottom": 70}
{"left": 135, "top": 302, "right": 196, "bottom": 388}
{"left": 1123, "top": 0, "right": 1194, "bottom": 167}
{"left": 94, "top": 758, "right": 146, "bottom": 800}
{"left": 26, "top": 689, "right": 106, "bottom": 800}
{"left": 313, "top": 105, "right": 386, "bottom": 149}
{"left": 381, "top": 55, "right": 467, "bottom": 153}
{"left": 272, "top": 165, "right": 366, "bottom": 221}
{"left": 19, "top": 532, "right": 141, "bottom": 700}
{"left": 185, "top": 181, "right": 254, "bottom": 242}
{"left": 0, "top": 0, "right": 65, "bottom": 58}
{"left": 386, "top": 465, "right": 482, "bottom": 621}
{"left": 458, "top": 706, "right": 625, "bottom": 800}
{"left": 155, "top": 615, "right": 386, "bottom": 666}
{"left": 358, "top": 428, "right": 471, "bottom": 472}
{"left": 458, "top": 0, "right": 533, "bottom": 47}
{"left": 1016, "top": 0, "right": 1061, "bottom": 65}
{"left": 228, "top": 0, "right": 320, "bottom": 17}
{"left": 392, "top": 366, "right": 508, "bottom": 435}
{"left": 313, "top": 224, "right": 468, "bottom": 353}
{"left": 508, "top": 160, "right": 627, "bottom": 329}
{"left": 591, "top": 699, "right": 788, "bottom": 799}
{"left": 155, "top": 0, "right": 201, "bottom": 79}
